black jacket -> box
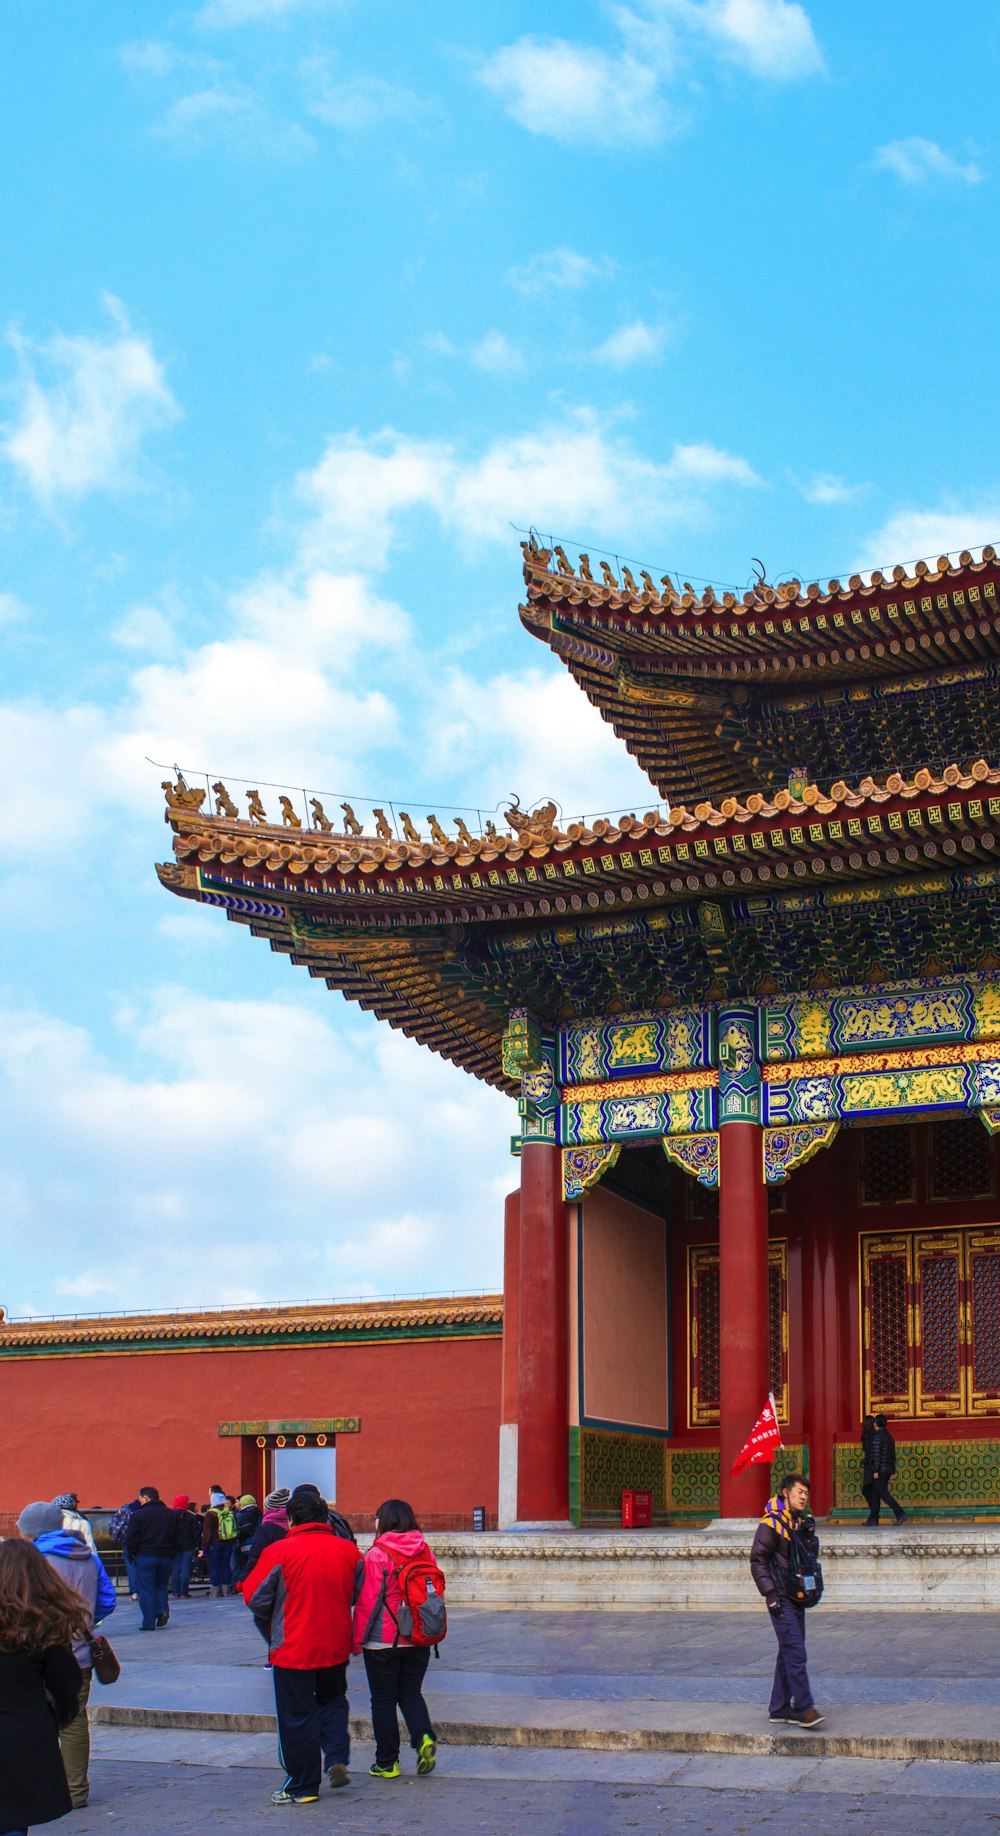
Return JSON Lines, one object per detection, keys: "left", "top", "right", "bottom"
{"left": 173, "top": 1507, "right": 202, "bottom": 1553}
{"left": 0, "top": 1643, "right": 81, "bottom": 1827}
{"left": 749, "top": 1511, "right": 819, "bottom": 1605}
{"left": 126, "top": 1499, "right": 178, "bottom": 1559}
{"left": 236, "top": 1504, "right": 262, "bottom": 1547}
{"left": 871, "top": 1428, "right": 896, "bottom": 1478}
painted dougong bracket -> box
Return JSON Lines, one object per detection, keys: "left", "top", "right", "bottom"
{"left": 663, "top": 1132, "right": 719, "bottom": 1189}
{"left": 763, "top": 1120, "right": 839, "bottom": 1185}
{"left": 563, "top": 1143, "right": 622, "bottom": 1201}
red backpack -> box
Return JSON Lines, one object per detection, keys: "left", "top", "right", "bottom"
{"left": 386, "top": 1548, "right": 447, "bottom": 1650}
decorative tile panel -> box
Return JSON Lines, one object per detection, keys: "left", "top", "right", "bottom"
{"left": 765, "top": 981, "right": 1000, "bottom": 1064}
{"left": 559, "top": 1009, "right": 713, "bottom": 1084}
{"left": 834, "top": 1437, "right": 1000, "bottom": 1516}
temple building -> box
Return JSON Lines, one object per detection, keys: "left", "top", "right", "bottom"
{"left": 12, "top": 539, "right": 1000, "bottom": 1529}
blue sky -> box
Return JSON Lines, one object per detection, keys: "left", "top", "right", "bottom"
{"left": 1, "top": 0, "right": 998, "bottom": 1315}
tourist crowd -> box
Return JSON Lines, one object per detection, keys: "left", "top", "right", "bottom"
{"left": 0, "top": 1481, "right": 443, "bottom": 1823}
{"left": 0, "top": 1418, "right": 906, "bottom": 1824}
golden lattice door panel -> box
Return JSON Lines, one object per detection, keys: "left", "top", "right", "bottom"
{"left": 863, "top": 1227, "right": 1000, "bottom": 1419}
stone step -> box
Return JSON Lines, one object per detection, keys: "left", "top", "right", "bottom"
{"left": 89, "top": 1695, "right": 1000, "bottom": 1765}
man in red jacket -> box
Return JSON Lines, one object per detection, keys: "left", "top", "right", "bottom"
{"left": 240, "top": 1487, "right": 362, "bottom": 1805}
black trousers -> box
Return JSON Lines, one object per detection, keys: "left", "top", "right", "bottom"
{"left": 865, "top": 1476, "right": 903, "bottom": 1522}
{"left": 273, "top": 1663, "right": 349, "bottom": 1796}
{"left": 363, "top": 1646, "right": 434, "bottom": 1766}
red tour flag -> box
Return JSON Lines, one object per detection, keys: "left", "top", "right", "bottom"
{"left": 730, "top": 1393, "right": 783, "bottom": 1477}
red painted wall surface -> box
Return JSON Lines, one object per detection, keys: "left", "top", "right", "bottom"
{"left": 0, "top": 1335, "right": 501, "bottom": 1532}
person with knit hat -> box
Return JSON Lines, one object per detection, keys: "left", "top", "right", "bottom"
{"left": 241, "top": 1489, "right": 290, "bottom": 1580}
{"left": 170, "top": 1495, "right": 202, "bottom": 1600}
{"left": 52, "top": 1492, "right": 99, "bottom": 1558}
{"left": 234, "top": 1494, "right": 262, "bottom": 1581}
{"left": 19, "top": 1498, "right": 116, "bottom": 1809}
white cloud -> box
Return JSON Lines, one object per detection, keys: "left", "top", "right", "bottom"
{"left": 478, "top": 36, "right": 672, "bottom": 148}
{"left": 296, "top": 412, "right": 761, "bottom": 569}
{"left": 660, "top": 0, "right": 823, "bottom": 79}
{"left": 874, "top": 136, "right": 982, "bottom": 187}
{"left": 0, "top": 592, "right": 29, "bottom": 629}
{"left": 154, "top": 84, "right": 314, "bottom": 159}
{"left": 422, "top": 665, "right": 661, "bottom": 820}
{"left": 2, "top": 299, "right": 179, "bottom": 502}
{"left": 857, "top": 504, "right": 1000, "bottom": 577}
{"left": 196, "top": 0, "right": 332, "bottom": 26}
{"left": 304, "top": 65, "right": 425, "bottom": 133}
{"left": 797, "top": 472, "right": 864, "bottom": 506}
{"left": 479, "top": 0, "right": 821, "bottom": 146}
{"left": 470, "top": 331, "right": 526, "bottom": 374}
{"left": 592, "top": 319, "right": 669, "bottom": 366}
{"left": 507, "top": 246, "right": 617, "bottom": 293}
{"left": 0, "top": 991, "right": 513, "bottom": 1316}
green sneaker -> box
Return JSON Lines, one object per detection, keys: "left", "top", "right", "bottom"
{"left": 369, "top": 1761, "right": 400, "bottom": 1780}
{"left": 417, "top": 1735, "right": 437, "bottom": 1775}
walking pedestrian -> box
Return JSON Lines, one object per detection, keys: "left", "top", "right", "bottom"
{"left": 353, "top": 1498, "right": 439, "bottom": 1779}
{"left": 867, "top": 1414, "right": 908, "bottom": 1525}
{"left": 170, "top": 1495, "right": 202, "bottom": 1598}
{"left": 0, "top": 1538, "right": 84, "bottom": 1835}
{"left": 202, "top": 1489, "right": 239, "bottom": 1595}
{"left": 860, "top": 1413, "right": 877, "bottom": 1521}
{"left": 125, "top": 1486, "right": 178, "bottom": 1630}
{"left": 17, "top": 1498, "right": 117, "bottom": 1810}
{"left": 749, "top": 1472, "right": 824, "bottom": 1728}
{"left": 240, "top": 1484, "right": 362, "bottom": 1805}
{"left": 52, "top": 1492, "right": 99, "bottom": 1558}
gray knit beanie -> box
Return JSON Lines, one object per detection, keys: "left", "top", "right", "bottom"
{"left": 18, "top": 1500, "right": 65, "bottom": 1539}
{"left": 264, "top": 1487, "right": 290, "bottom": 1510}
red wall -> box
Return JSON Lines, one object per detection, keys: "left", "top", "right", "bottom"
{"left": 0, "top": 1335, "right": 501, "bottom": 1532}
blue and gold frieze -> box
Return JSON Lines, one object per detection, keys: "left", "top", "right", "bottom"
{"left": 763, "top": 1046, "right": 1000, "bottom": 1126}
{"left": 559, "top": 1007, "right": 713, "bottom": 1084}
{"left": 562, "top": 1080, "right": 716, "bottom": 1146}
{"left": 764, "top": 979, "right": 1000, "bottom": 1064}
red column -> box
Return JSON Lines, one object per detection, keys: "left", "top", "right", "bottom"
{"left": 516, "top": 1141, "right": 570, "bottom": 1523}
{"left": 718, "top": 1122, "right": 771, "bottom": 1517}
{"left": 800, "top": 1135, "right": 849, "bottom": 1517}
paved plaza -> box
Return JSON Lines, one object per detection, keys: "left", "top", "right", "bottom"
{"left": 65, "top": 1596, "right": 1000, "bottom": 1831}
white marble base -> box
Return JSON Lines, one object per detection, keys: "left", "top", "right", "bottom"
{"left": 430, "top": 1524, "right": 1000, "bottom": 1611}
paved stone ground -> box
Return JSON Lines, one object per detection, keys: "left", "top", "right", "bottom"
{"left": 69, "top": 1741, "right": 1000, "bottom": 1835}
{"left": 68, "top": 1596, "right": 1000, "bottom": 1827}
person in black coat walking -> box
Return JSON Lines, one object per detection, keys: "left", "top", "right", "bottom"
{"left": 0, "top": 1538, "right": 85, "bottom": 1833}
{"left": 125, "top": 1486, "right": 178, "bottom": 1629}
{"left": 864, "top": 1415, "right": 908, "bottom": 1525}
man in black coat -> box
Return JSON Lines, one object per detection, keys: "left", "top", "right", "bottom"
{"left": 865, "top": 1415, "right": 908, "bottom": 1526}
{"left": 749, "top": 1473, "right": 823, "bottom": 1727}
{"left": 125, "top": 1486, "right": 178, "bottom": 1630}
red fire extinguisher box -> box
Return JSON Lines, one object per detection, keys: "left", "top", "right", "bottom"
{"left": 621, "top": 1489, "right": 653, "bottom": 1528}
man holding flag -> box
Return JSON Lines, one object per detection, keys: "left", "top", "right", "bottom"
{"left": 732, "top": 1395, "right": 823, "bottom": 1727}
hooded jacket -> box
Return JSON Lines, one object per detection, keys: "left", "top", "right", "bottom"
{"left": 352, "top": 1529, "right": 434, "bottom": 1653}
{"left": 60, "top": 1508, "right": 99, "bottom": 1557}
{"left": 242, "top": 1505, "right": 288, "bottom": 1576}
{"left": 34, "top": 1530, "right": 116, "bottom": 1668}
{"left": 240, "top": 1522, "right": 362, "bottom": 1669}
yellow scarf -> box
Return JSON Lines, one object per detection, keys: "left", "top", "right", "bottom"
{"left": 760, "top": 1493, "right": 793, "bottom": 1541}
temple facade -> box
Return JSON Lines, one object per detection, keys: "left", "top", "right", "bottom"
{"left": 156, "top": 541, "right": 1000, "bottom": 1524}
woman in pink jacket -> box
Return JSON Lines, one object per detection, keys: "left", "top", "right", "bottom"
{"left": 352, "top": 1499, "right": 438, "bottom": 1779}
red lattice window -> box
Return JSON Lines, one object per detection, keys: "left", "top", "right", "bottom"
{"left": 689, "top": 1243, "right": 787, "bottom": 1428}
{"left": 914, "top": 1234, "right": 963, "bottom": 1414}
{"left": 864, "top": 1238, "right": 912, "bottom": 1412}
{"left": 859, "top": 1127, "right": 916, "bottom": 1207}
{"left": 929, "top": 1117, "right": 994, "bottom": 1202}
{"left": 968, "top": 1230, "right": 1000, "bottom": 1413}
{"left": 863, "top": 1227, "right": 1000, "bottom": 1420}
